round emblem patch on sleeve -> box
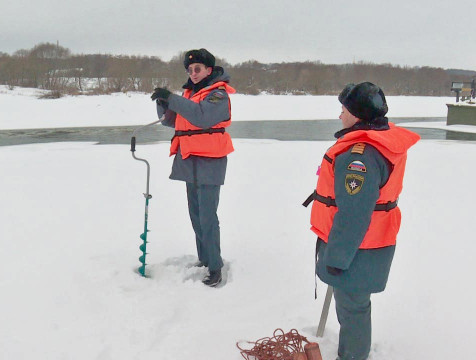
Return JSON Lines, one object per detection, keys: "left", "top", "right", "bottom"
{"left": 345, "top": 174, "right": 364, "bottom": 195}
{"left": 207, "top": 90, "right": 227, "bottom": 103}
{"left": 347, "top": 160, "right": 366, "bottom": 172}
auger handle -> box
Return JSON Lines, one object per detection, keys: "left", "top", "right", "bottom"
{"left": 131, "top": 136, "right": 136, "bottom": 152}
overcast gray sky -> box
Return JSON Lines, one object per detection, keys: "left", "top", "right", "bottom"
{"left": 1, "top": 0, "right": 475, "bottom": 70}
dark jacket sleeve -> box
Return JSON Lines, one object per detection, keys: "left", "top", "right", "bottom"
{"left": 160, "top": 108, "right": 177, "bottom": 128}
{"left": 156, "top": 100, "right": 177, "bottom": 128}
{"left": 323, "top": 145, "right": 391, "bottom": 270}
{"left": 167, "top": 89, "right": 230, "bottom": 128}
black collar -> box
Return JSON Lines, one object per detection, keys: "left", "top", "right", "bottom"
{"left": 334, "top": 117, "right": 390, "bottom": 139}
{"left": 182, "top": 76, "right": 210, "bottom": 93}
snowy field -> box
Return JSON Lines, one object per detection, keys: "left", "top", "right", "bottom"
{"left": 2, "top": 85, "right": 474, "bottom": 134}
{"left": 1, "top": 88, "right": 476, "bottom": 359}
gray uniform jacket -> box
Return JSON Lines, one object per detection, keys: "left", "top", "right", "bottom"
{"left": 316, "top": 144, "right": 396, "bottom": 293}
{"left": 158, "top": 69, "right": 232, "bottom": 185}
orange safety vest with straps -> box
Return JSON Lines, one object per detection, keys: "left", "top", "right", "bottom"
{"left": 170, "top": 81, "right": 236, "bottom": 159}
{"left": 308, "top": 123, "right": 420, "bottom": 249}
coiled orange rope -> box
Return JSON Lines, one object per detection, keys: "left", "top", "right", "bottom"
{"left": 236, "top": 328, "right": 310, "bottom": 360}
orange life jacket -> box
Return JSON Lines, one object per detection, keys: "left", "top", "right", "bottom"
{"left": 309, "top": 123, "right": 420, "bottom": 249}
{"left": 170, "top": 81, "right": 236, "bottom": 159}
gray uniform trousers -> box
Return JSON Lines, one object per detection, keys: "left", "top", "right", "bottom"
{"left": 186, "top": 182, "right": 223, "bottom": 271}
{"left": 334, "top": 288, "right": 371, "bottom": 360}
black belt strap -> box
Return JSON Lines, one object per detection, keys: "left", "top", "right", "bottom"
{"left": 374, "top": 200, "right": 399, "bottom": 211}
{"left": 302, "top": 191, "right": 336, "bottom": 207}
{"left": 302, "top": 190, "right": 398, "bottom": 212}
{"left": 174, "top": 128, "right": 226, "bottom": 137}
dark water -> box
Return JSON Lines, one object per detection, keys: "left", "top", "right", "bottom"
{"left": 1, "top": 117, "right": 475, "bottom": 147}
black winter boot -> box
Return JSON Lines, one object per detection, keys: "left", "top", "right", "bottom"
{"left": 202, "top": 269, "right": 222, "bottom": 287}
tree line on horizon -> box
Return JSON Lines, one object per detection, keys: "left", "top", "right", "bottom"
{"left": 0, "top": 42, "right": 474, "bottom": 98}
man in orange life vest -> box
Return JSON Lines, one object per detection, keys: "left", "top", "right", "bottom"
{"left": 303, "top": 82, "right": 420, "bottom": 359}
{"left": 151, "top": 49, "right": 235, "bottom": 287}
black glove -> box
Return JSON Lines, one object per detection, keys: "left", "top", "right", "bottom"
{"left": 326, "top": 266, "right": 343, "bottom": 276}
{"left": 151, "top": 87, "right": 171, "bottom": 101}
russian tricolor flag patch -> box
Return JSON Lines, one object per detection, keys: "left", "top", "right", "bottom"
{"left": 347, "top": 160, "right": 367, "bottom": 173}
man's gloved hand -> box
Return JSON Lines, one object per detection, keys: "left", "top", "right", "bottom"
{"left": 151, "top": 87, "right": 172, "bottom": 101}
{"left": 326, "top": 266, "right": 343, "bottom": 276}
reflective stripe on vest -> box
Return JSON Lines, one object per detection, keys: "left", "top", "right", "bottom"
{"left": 308, "top": 124, "right": 420, "bottom": 249}
{"left": 170, "top": 81, "right": 235, "bottom": 159}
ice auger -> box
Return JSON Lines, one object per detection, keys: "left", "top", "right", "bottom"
{"left": 130, "top": 119, "right": 162, "bottom": 277}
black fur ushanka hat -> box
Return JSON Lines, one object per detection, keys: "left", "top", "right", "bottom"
{"left": 339, "top": 82, "right": 388, "bottom": 122}
{"left": 183, "top": 48, "right": 215, "bottom": 69}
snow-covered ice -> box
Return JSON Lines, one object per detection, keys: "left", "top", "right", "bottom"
{"left": 0, "top": 85, "right": 466, "bottom": 132}
{"left": 1, "top": 87, "right": 475, "bottom": 359}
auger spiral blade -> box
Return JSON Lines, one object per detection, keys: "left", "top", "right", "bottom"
{"left": 137, "top": 247, "right": 148, "bottom": 277}
{"left": 138, "top": 264, "right": 146, "bottom": 277}
{"left": 139, "top": 254, "right": 147, "bottom": 264}
{"left": 137, "top": 220, "right": 150, "bottom": 277}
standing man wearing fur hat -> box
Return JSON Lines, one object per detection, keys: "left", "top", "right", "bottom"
{"left": 303, "top": 82, "right": 420, "bottom": 359}
{"left": 151, "top": 48, "right": 235, "bottom": 287}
